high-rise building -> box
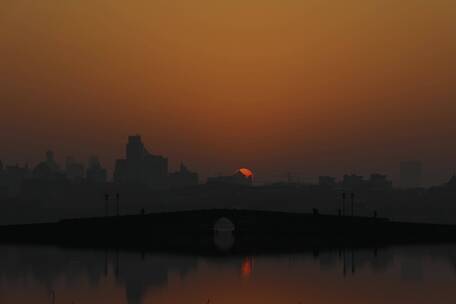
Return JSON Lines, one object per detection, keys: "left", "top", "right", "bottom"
{"left": 318, "top": 176, "right": 336, "bottom": 188}
{"left": 33, "top": 150, "right": 61, "bottom": 180}
{"left": 368, "top": 173, "right": 393, "bottom": 191}
{"left": 169, "top": 163, "right": 199, "bottom": 187}
{"left": 65, "top": 157, "right": 85, "bottom": 182}
{"left": 400, "top": 161, "right": 422, "bottom": 188}
{"left": 86, "top": 156, "right": 107, "bottom": 183}
{"left": 114, "top": 135, "right": 168, "bottom": 187}
{"left": 126, "top": 135, "right": 146, "bottom": 162}
{"left": 342, "top": 174, "right": 365, "bottom": 190}
{"left": 45, "top": 150, "right": 59, "bottom": 171}
{"left": 2, "top": 164, "right": 30, "bottom": 196}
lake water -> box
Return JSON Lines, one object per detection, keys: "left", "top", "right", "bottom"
{"left": 1, "top": 244, "right": 456, "bottom": 304}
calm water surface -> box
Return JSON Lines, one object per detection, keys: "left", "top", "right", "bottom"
{"left": 1, "top": 244, "right": 456, "bottom": 304}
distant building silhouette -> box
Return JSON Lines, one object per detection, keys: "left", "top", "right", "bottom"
{"left": 400, "top": 161, "right": 422, "bottom": 188}
{"left": 33, "top": 150, "right": 63, "bottom": 181}
{"left": 340, "top": 173, "right": 392, "bottom": 191}
{"left": 368, "top": 173, "right": 393, "bottom": 191}
{"left": 0, "top": 160, "right": 4, "bottom": 197}
{"left": 45, "top": 151, "right": 59, "bottom": 171}
{"left": 0, "top": 163, "right": 30, "bottom": 197}
{"left": 342, "top": 174, "right": 365, "bottom": 191}
{"left": 114, "top": 135, "right": 168, "bottom": 187}
{"left": 65, "top": 157, "right": 84, "bottom": 182}
{"left": 445, "top": 175, "right": 456, "bottom": 189}
{"left": 319, "top": 176, "right": 337, "bottom": 188}
{"left": 207, "top": 169, "right": 253, "bottom": 186}
{"left": 86, "top": 156, "right": 107, "bottom": 183}
{"left": 169, "top": 163, "right": 198, "bottom": 188}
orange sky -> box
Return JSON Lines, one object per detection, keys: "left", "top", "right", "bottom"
{"left": 1, "top": 0, "right": 456, "bottom": 184}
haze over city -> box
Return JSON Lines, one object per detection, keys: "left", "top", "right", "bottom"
{"left": 3, "top": 2, "right": 456, "bottom": 304}
{"left": 2, "top": 0, "right": 456, "bottom": 185}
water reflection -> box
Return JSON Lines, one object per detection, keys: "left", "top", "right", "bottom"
{"left": 1, "top": 245, "right": 456, "bottom": 303}
{"left": 241, "top": 257, "right": 254, "bottom": 278}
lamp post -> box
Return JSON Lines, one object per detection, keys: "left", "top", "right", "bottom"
{"left": 351, "top": 192, "right": 355, "bottom": 217}
{"left": 116, "top": 193, "right": 120, "bottom": 216}
{"left": 104, "top": 194, "right": 109, "bottom": 217}
{"left": 342, "top": 192, "right": 346, "bottom": 216}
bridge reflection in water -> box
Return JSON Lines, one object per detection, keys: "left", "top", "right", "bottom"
{"left": 1, "top": 244, "right": 456, "bottom": 304}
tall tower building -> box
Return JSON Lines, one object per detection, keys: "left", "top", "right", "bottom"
{"left": 114, "top": 135, "right": 168, "bottom": 187}
{"left": 126, "top": 135, "right": 145, "bottom": 162}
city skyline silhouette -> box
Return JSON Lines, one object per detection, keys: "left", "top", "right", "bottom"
{"left": 1, "top": 134, "right": 456, "bottom": 226}
{"left": 0, "top": 134, "right": 447, "bottom": 186}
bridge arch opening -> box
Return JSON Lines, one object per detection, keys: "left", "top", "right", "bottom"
{"left": 213, "top": 217, "right": 235, "bottom": 252}
{"left": 214, "top": 217, "right": 235, "bottom": 232}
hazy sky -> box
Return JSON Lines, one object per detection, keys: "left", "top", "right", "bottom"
{"left": 1, "top": 0, "right": 456, "bottom": 184}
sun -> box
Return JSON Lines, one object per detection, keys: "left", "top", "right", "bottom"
{"left": 238, "top": 168, "right": 254, "bottom": 178}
